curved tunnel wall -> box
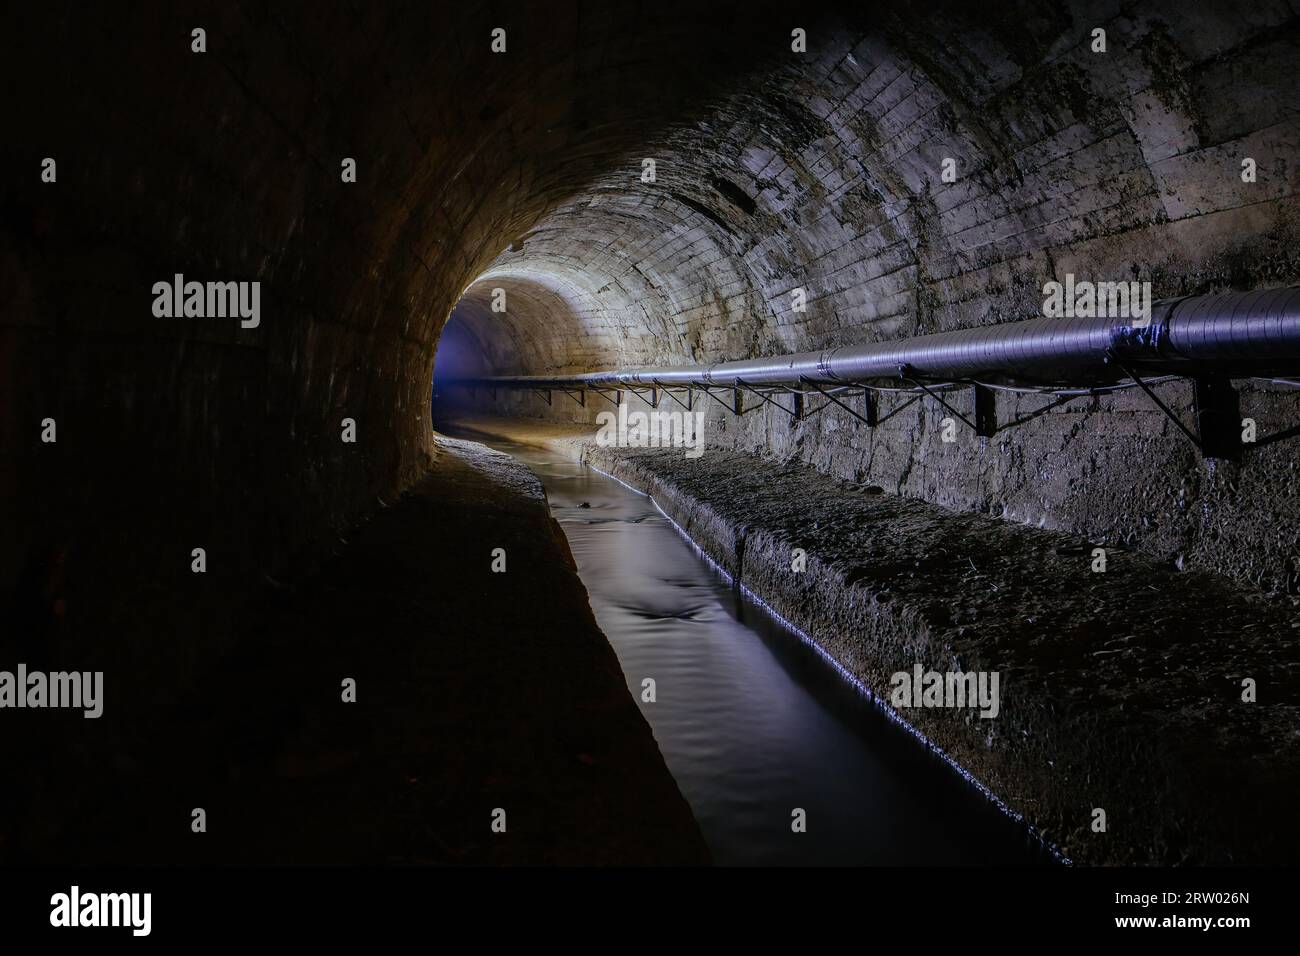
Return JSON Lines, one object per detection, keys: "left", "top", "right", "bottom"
{"left": 446, "top": 2, "right": 1300, "bottom": 592}
{"left": 3, "top": 1, "right": 822, "bottom": 673}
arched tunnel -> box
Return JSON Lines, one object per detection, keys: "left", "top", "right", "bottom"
{"left": 3, "top": 0, "right": 1300, "bottom": 894}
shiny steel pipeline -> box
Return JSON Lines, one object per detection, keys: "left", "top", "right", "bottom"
{"left": 449, "top": 287, "right": 1300, "bottom": 390}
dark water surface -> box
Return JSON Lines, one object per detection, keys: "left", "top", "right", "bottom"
{"left": 465, "top": 432, "right": 1053, "bottom": 866}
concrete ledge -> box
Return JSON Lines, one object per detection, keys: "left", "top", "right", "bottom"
{"left": 446, "top": 414, "right": 1300, "bottom": 865}
{"left": 1, "top": 436, "right": 708, "bottom": 865}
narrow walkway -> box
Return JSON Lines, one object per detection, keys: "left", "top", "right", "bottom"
{"left": 5, "top": 438, "right": 706, "bottom": 865}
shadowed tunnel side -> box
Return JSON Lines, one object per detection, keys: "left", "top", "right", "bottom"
{"left": 4, "top": 0, "right": 829, "bottom": 866}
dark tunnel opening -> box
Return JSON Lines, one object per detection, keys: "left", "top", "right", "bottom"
{"left": 431, "top": 314, "right": 490, "bottom": 397}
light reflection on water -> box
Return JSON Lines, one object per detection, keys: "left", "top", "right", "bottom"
{"left": 477, "top": 435, "right": 1052, "bottom": 867}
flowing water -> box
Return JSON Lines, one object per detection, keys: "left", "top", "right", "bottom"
{"left": 465, "top": 432, "right": 1052, "bottom": 866}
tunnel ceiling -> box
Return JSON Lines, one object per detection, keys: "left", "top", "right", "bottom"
{"left": 453, "top": 2, "right": 1299, "bottom": 377}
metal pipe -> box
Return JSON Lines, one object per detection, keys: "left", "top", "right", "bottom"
{"left": 448, "top": 287, "right": 1300, "bottom": 390}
